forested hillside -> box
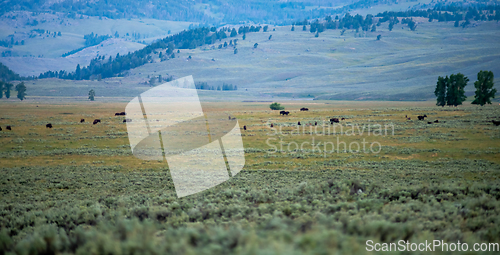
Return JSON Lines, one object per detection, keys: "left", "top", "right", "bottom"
{"left": 0, "top": 62, "right": 22, "bottom": 81}
{"left": 0, "top": 0, "right": 406, "bottom": 24}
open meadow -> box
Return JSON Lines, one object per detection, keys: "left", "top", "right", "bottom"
{"left": 1, "top": 100, "right": 499, "bottom": 254}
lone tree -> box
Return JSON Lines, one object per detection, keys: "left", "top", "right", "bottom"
{"left": 4, "top": 82, "right": 13, "bottom": 98}
{"left": 15, "top": 82, "right": 26, "bottom": 101}
{"left": 254, "top": 43, "right": 258, "bottom": 48}
{"left": 472, "top": 70, "right": 496, "bottom": 106}
{"left": 434, "top": 76, "right": 448, "bottom": 107}
{"left": 230, "top": 28, "right": 237, "bottom": 37}
{"left": 377, "top": 35, "right": 382, "bottom": 40}
{"left": 234, "top": 48, "right": 238, "bottom": 54}
{"left": 269, "top": 102, "right": 284, "bottom": 110}
{"left": 88, "top": 89, "right": 95, "bottom": 101}
{"left": 446, "top": 73, "right": 469, "bottom": 107}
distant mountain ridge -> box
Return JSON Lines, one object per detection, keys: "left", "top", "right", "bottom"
{"left": 1, "top": 0, "right": 407, "bottom": 25}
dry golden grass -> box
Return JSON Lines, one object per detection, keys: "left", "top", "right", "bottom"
{"left": 1, "top": 100, "right": 499, "bottom": 171}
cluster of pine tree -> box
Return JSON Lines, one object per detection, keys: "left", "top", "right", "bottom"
{"left": 377, "top": 4, "right": 500, "bottom": 26}
{"left": 0, "top": 63, "right": 21, "bottom": 81}
{"left": 39, "top": 26, "right": 263, "bottom": 80}
{"left": 291, "top": 3, "right": 500, "bottom": 35}
{"left": 61, "top": 33, "right": 112, "bottom": 57}
{"left": 195, "top": 82, "right": 237, "bottom": 91}
{"left": 0, "top": 81, "right": 26, "bottom": 100}
{"left": 435, "top": 71, "right": 496, "bottom": 107}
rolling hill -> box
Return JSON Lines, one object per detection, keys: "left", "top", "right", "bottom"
{"left": 12, "top": 19, "right": 500, "bottom": 101}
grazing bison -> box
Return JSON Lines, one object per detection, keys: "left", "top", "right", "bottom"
{"left": 243, "top": 125, "right": 247, "bottom": 130}
{"left": 315, "top": 121, "right": 317, "bottom": 126}
{"left": 434, "top": 120, "right": 439, "bottom": 123}
{"left": 270, "top": 123, "right": 274, "bottom": 128}
{"left": 407, "top": 117, "right": 411, "bottom": 120}
{"left": 115, "top": 112, "right": 126, "bottom": 116}
{"left": 298, "top": 121, "right": 301, "bottom": 125}
{"left": 279, "top": 111, "right": 290, "bottom": 116}
{"left": 330, "top": 118, "right": 339, "bottom": 124}
{"left": 492, "top": 120, "right": 500, "bottom": 126}
{"left": 341, "top": 118, "right": 345, "bottom": 121}
{"left": 300, "top": 108, "right": 309, "bottom": 111}
{"left": 6, "top": 126, "right": 11, "bottom": 130}
{"left": 0, "top": 126, "right": 2, "bottom": 131}
{"left": 93, "top": 119, "right": 101, "bottom": 125}
{"left": 80, "top": 119, "right": 85, "bottom": 123}
{"left": 427, "top": 122, "right": 432, "bottom": 124}
{"left": 123, "top": 119, "right": 132, "bottom": 123}
{"left": 46, "top": 123, "right": 53, "bottom": 128}
{"left": 417, "top": 115, "right": 427, "bottom": 121}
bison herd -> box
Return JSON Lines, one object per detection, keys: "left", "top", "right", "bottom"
{"left": 2, "top": 108, "right": 500, "bottom": 133}
{"left": 0, "top": 112, "right": 130, "bottom": 131}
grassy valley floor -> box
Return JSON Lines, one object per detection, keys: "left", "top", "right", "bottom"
{"left": 0, "top": 100, "right": 499, "bottom": 254}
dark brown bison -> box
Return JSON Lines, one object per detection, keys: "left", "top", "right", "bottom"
{"left": 46, "top": 123, "right": 53, "bottom": 128}
{"left": 492, "top": 120, "right": 500, "bottom": 126}
{"left": 434, "top": 120, "right": 439, "bottom": 123}
{"left": 427, "top": 122, "right": 432, "bottom": 124}
{"left": 330, "top": 118, "right": 339, "bottom": 124}
{"left": 6, "top": 126, "right": 11, "bottom": 130}
{"left": 298, "top": 121, "right": 301, "bottom": 125}
{"left": 315, "top": 121, "right": 317, "bottom": 126}
{"left": 279, "top": 111, "right": 290, "bottom": 116}
{"left": 270, "top": 123, "right": 274, "bottom": 128}
{"left": 417, "top": 115, "right": 427, "bottom": 121}
{"left": 115, "top": 112, "right": 126, "bottom": 116}
{"left": 341, "top": 118, "right": 345, "bottom": 121}
{"left": 80, "top": 119, "right": 85, "bottom": 123}
{"left": 243, "top": 125, "right": 247, "bottom": 130}
{"left": 93, "top": 119, "right": 101, "bottom": 125}
{"left": 300, "top": 108, "right": 309, "bottom": 111}
{"left": 123, "top": 119, "right": 132, "bottom": 123}
{"left": 0, "top": 126, "right": 2, "bottom": 131}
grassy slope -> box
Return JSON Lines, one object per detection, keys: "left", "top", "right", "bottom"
{"left": 0, "top": 11, "right": 194, "bottom": 75}
{"left": 2, "top": 15, "right": 500, "bottom": 100}
{"left": 53, "top": 19, "right": 499, "bottom": 101}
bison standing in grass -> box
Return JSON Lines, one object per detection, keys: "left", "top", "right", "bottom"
{"left": 115, "top": 112, "right": 126, "bottom": 116}
{"left": 330, "top": 118, "right": 339, "bottom": 124}
{"left": 418, "top": 115, "right": 427, "bottom": 121}
{"left": 93, "top": 119, "right": 101, "bottom": 125}
{"left": 6, "top": 126, "right": 11, "bottom": 131}
{"left": 300, "top": 108, "right": 309, "bottom": 111}
{"left": 80, "top": 119, "right": 85, "bottom": 123}
{"left": 46, "top": 123, "right": 53, "bottom": 128}
{"left": 492, "top": 120, "right": 500, "bottom": 126}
